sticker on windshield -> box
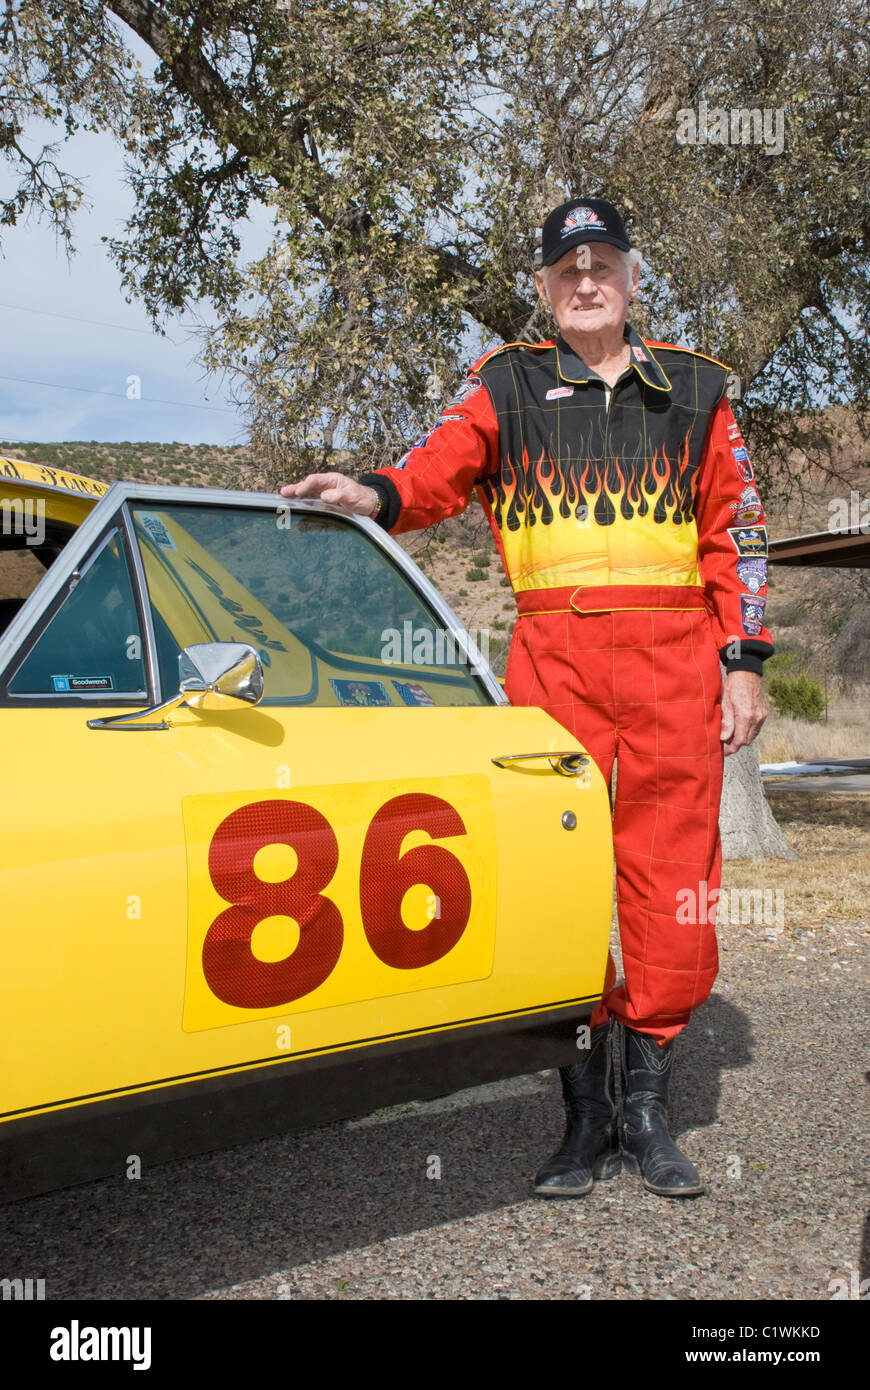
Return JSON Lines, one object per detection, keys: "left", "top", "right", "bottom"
{"left": 392, "top": 680, "right": 435, "bottom": 705}
{"left": 138, "top": 512, "right": 177, "bottom": 551}
{"left": 329, "top": 678, "right": 391, "bottom": 706}
{"left": 51, "top": 674, "right": 114, "bottom": 692}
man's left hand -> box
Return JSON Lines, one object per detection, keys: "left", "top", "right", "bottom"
{"left": 720, "top": 670, "right": 768, "bottom": 756}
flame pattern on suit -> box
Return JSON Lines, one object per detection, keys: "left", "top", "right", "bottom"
{"left": 361, "top": 329, "right": 774, "bottom": 659}
{"left": 481, "top": 436, "right": 701, "bottom": 593}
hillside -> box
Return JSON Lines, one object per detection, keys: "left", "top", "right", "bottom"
{"left": 1, "top": 432, "right": 868, "bottom": 750}
{"left": 0, "top": 440, "right": 252, "bottom": 489}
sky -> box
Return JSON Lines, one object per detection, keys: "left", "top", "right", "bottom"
{"left": 0, "top": 56, "right": 274, "bottom": 447}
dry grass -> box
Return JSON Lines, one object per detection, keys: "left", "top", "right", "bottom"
{"left": 725, "top": 790, "right": 870, "bottom": 935}
{"left": 755, "top": 711, "right": 870, "bottom": 763}
{"left": 607, "top": 790, "right": 869, "bottom": 984}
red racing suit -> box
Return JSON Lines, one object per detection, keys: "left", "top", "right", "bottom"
{"left": 361, "top": 326, "right": 774, "bottom": 1043}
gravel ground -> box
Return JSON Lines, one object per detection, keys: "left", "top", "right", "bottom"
{"left": 1, "top": 791, "right": 867, "bottom": 1302}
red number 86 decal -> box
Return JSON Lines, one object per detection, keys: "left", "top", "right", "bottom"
{"left": 202, "top": 794, "right": 472, "bottom": 1009}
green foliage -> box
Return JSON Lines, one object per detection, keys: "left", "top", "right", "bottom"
{"left": 764, "top": 649, "right": 800, "bottom": 676}
{"left": 465, "top": 567, "right": 487, "bottom": 581}
{"left": 767, "top": 673, "right": 827, "bottom": 722}
{"left": 1, "top": 2, "right": 868, "bottom": 483}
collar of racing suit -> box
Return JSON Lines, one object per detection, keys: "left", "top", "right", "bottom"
{"left": 556, "top": 322, "right": 672, "bottom": 393}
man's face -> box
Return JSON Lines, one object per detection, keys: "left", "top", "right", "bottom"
{"left": 535, "top": 241, "right": 635, "bottom": 340}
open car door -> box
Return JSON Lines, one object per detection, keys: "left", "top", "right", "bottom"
{"left": 0, "top": 482, "right": 613, "bottom": 1200}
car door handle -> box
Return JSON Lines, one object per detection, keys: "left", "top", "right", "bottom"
{"left": 491, "top": 751, "right": 590, "bottom": 777}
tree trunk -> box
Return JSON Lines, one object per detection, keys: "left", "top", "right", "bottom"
{"left": 719, "top": 735, "right": 797, "bottom": 862}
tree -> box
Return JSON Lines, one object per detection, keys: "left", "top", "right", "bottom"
{"left": 3, "top": 0, "right": 867, "bottom": 861}
{"left": 2, "top": 1, "right": 867, "bottom": 479}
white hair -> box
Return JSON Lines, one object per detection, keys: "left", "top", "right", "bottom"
{"left": 623, "top": 247, "right": 644, "bottom": 290}
{"left": 538, "top": 246, "right": 644, "bottom": 296}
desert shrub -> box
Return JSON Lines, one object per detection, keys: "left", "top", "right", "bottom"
{"left": 767, "top": 673, "right": 827, "bottom": 722}
{"left": 465, "top": 567, "right": 487, "bottom": 581}
{"left": 832, "top": 604, "right": 870, "bottom": 683}
{"left": 771, "top": 600, "right": 809, "bottom": 626}
{"left": 485, "top": 634, "right": 510, "bottom": 677}
{"left": 764, "top": 649, "right": 799, "bottom": 676}
{"left": 822, "top": 603, "right": 856, "bottom": 638}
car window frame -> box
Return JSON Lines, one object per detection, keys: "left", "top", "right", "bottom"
{"left": 0, "top": 482, "right": 509, "bottom": 709}
{"left": 128, "top": 494, "right": 504, "bottom": 709}
{"left": 0, "top": 510, "right": 156, "bottom": 707}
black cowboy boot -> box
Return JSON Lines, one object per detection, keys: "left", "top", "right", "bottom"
{"left": 618, "top": 1025, "right": 705, "bottom": 1197}
{"left": 533, "top": 1020, "right": 621, "bottom": 1197}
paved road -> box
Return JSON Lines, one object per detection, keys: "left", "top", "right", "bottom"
{"left": 765, "top": 774, "right": 870, "bottom": 793}
{"left": 1, "top": 914, "right": 866, "bottom": 1301}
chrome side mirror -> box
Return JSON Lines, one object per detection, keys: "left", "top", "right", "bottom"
{"left": 88, "top": 642, "right": 265, "bottom": 730}
{"left": 178, "top": 643, "right": 265, "bottom": 712}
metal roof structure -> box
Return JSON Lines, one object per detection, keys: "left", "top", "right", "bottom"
{"left": 768, "top": 528, "right": 870, "bottom": 567}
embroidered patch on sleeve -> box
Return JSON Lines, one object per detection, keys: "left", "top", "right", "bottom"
{"left": 728, "top": 525, "right": 767, "bottom": 557}
{"left": 736, "top": 558, "right": 768, "bottom": 594}
{"left": 446, "top": 374, "right": 482, "bottom": 408}
{"left": 740, "top": 595, "right": 766, "bottom": 635}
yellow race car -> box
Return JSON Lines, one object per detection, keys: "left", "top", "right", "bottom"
{"left": 0, "top": 457, "right": 613, "bottom": 1201}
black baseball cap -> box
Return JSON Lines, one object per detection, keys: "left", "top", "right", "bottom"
{"left": 540, "top": 197, "right": 632, "bottom": 266}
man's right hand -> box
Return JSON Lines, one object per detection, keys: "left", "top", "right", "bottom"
{"left": 279, "top": 473, "right": 379, "bottom": 516}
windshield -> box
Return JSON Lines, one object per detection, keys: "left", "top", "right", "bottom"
{"left": 133, "top": 504, "right": 491, "bottom": 708}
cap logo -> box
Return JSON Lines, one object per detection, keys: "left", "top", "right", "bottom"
{"left": 561, "top": 206, "right": 606, "bottom": 236}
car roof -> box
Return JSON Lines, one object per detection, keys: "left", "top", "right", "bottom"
{"left": 0, "top": 454, "right": 108, "bottom": 527}
{"left": 0, "top": 455, "right": 107, "bottom": 499}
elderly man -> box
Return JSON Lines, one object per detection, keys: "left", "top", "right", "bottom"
{"left": 280, "top": 196, "right": 773, "bottom": 1199}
